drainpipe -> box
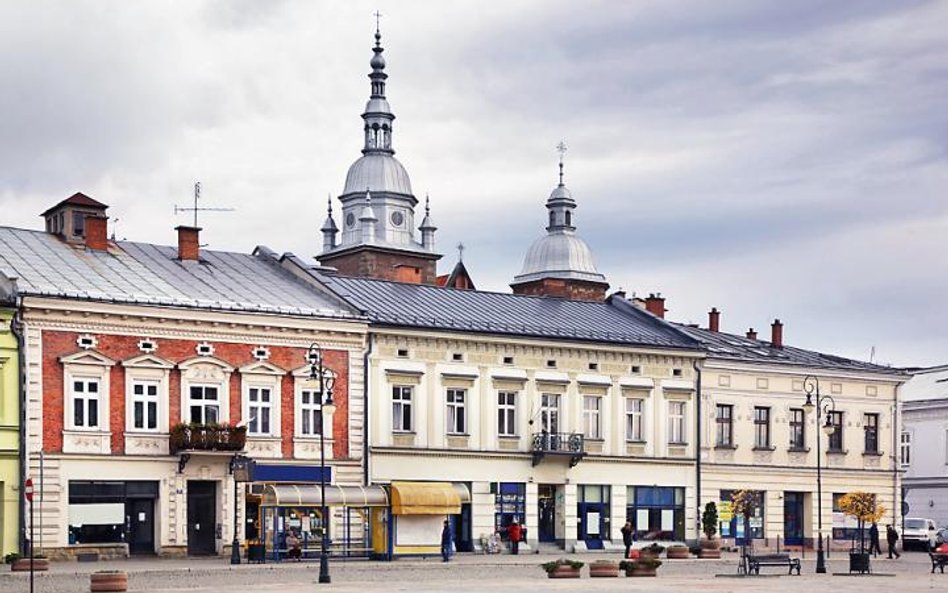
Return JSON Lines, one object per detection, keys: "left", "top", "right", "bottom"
{"left": 363, "top": 334, "right": 373, "bottom": 487}
{"left": 893, "top": 393, "right": 900, "bottom": 533}
{"left": 693, "top": 359, "right": 702, "bottom": 545}
{"left": 11, "top": 295, "right": 27, "bottom": 555}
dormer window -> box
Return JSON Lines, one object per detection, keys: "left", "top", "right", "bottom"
{"left": 73, "top": 211, "right": 86, "bottom": 236}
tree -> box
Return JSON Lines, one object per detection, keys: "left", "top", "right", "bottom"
{"left": 838, "top": 492, "right": 885, "bottom": 554}
{"left": 702, "top": 501, "right": 719, "bottom": 541}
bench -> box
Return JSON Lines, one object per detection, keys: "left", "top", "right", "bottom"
{"left": 930, "top": 553, "right": 948, "bottom": 574}
{"left": 746, "top": 553, "right": 801, "bottom": 575}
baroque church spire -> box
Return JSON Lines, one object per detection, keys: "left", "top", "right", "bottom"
{"left": 362, "top": 24, "right": 395, "bottom": 156}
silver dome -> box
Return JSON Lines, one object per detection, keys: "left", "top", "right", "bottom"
{"left": 513, "top": 230, "right": 606, "bottom": 283}
{"left": 548, "top": 184, "right": 574, "bottom": 202}
{"left": 343, "top": 154, "right": 413, "bottom": 196}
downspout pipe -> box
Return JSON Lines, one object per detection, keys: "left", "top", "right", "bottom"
{"left": 363, "top": 334, "right": 373, "bottom": 487}
{"left": 693, "top": 360, "right": 702, "bottom": 544}
{"left": 11, "top": 295, "right": 27, "bottom": 555}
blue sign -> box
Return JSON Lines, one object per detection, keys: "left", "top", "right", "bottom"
{"left": 251, "top": 464, "right": 332, "bottom": 483}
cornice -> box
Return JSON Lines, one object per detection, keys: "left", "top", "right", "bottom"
{"left": 700, "top": 358, "right": 906, "bottom": 384}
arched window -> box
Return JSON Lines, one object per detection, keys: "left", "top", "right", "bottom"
{"left": 565, "top": 210, "right": 572, "bottom": 226}
{"left": 549, "top": 211, "right": 556, "bottom": 227}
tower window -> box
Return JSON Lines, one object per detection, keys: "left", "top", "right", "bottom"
{"left": 549, "top": 211, "right": 555, "bottom": 227}
{"left": 565, "top": 211, "right": 572, "bottom": 226}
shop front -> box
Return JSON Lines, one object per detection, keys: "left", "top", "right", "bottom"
{"left": 372, "top": 482, "right": 471, "bottom": 559}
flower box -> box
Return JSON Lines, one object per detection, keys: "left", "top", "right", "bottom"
{"left": 91, "top": 570, "right": 128, "bottom": 592}
{"left": 11, "top": 557, "right": 48, "bottom": 572}
{"left": 667, "top": 545, "right": 690, "bottom": 559}
{"left": 541, "top": 558, "right": 584, "bottom": 579}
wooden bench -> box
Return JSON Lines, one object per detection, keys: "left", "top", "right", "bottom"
{"left": 746, "top": 553, "right": 801, "bottom": 575}
{"left": 930, "top": 553, "right": 948, "bottom": 574}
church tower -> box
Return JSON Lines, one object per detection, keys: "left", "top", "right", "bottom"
{"left": 318, "top": 26, "right": 442, "bottom": 284}
{"left": 510, "top": 144, "right": 609, "bottom": 301}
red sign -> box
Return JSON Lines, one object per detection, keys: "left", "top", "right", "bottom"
{"left": 24, "top": 478, "right": 33, "bottom": 502}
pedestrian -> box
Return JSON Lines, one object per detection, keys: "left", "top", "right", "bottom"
{"left": 886, "top": 524, "right": 901, "bottom": 559}
{"left": 868, "top": 522, "right": 882, "bottom": 556}
{"left": 507, "top": 520, "right": 522, "bottom": 555}
{"left": 621, "top": 521, "right": 634, "bottom": 559}
{"left": 441, "top": 519, "right": 453, "bottom": 562}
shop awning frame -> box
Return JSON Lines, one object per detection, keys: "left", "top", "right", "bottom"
{"left": 390, "top": 481, "right": 469, "bottom": 515}
{"left": 260, "top": 484, "right": 389, "bottom": 508}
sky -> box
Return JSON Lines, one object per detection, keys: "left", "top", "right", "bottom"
{"left": 1, "top": 0, "right": 946, "bottom": 368}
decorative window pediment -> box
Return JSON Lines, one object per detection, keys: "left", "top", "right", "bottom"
{"left": 60, "top": 350, "right": 116, "bottom": 367}
{"left": 122, "top": 353, "right": 174, "bottom": 370}
{"left": 240, "top": 360, "right": 286, "bottom": 376}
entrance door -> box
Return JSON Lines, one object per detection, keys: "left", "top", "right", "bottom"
{"left": 538, "top": 484, "right": 556, "bottom": 543}
{"left": 451, "top": 503, "right": 473, "bottom": 552}
{"left": 784, "top": 492, "right": 804, "bottom": 546}
{"left": 126, "top": 499, "right": 155, "bottom": 555}
{"left": 187, "top": 481, "right": 217, "bottom": 555}
{"left": 578, "top": 502, "right": 606, "bottom": 549}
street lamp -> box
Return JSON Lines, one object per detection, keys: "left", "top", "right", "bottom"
{"left": 307, "top": 344, "right": 336, "bottom": 585}
{"left": 229, "top": 454, "right": 253, "bottom": 565}
{"left": 802, "top": 375, "right": 836, "bottom": 574}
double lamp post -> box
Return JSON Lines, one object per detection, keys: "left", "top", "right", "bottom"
{"left": 307, "top": 343, "right": 336, "bottom": 585}
{"left": 802, "top": 375, "right": 837, "bottom": 575}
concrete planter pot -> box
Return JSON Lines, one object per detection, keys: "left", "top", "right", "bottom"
{"left": 699, "top": 548, "right": 722, "bottom": 559}
{"left": 11, "top": 558, "right": 49, "bottom": 572}
{"left": 625, "top": 566, "right": 658, "bottom": 577}
{"left": 589, "top": 561, "right": 620, "bottom": 577}
{"left": 547, "top": 565, "right": 582, "bottom": 578}
{"left": 90, "top": 570, "right": 128, "bottom": 592}
{"left": 667, "top": 546, "right": 690, "bottom": 559}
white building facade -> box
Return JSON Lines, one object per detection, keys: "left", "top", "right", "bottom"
{"left": 902, "top": 365, "right": 948, "bottom": 529}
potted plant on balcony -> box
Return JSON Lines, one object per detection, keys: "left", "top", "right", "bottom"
{"left": 620, "top": 557, "right": 663, "bottom": 577}
{"left": 700, "top": 501, "right": 722, "bottom": 558}
{"left": 667, "top": 544, "right": 690, "bottom": 559}
{"left": 541, "top": 558, "right": 584, "bottom": 578}
{"left": 90, "top": 569, "right": 128, "bottom": 592}
{"left": 588, "top": 559, "right": 619, "bottom": 577}
{"left": 170, "top": 422, "right": 247, "bottom": 454}
{"left": 838, "top": 491, "right": 884, "bottom": 575}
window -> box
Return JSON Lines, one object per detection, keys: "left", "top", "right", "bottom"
{"left": 502, "top": 355, "right": 514, "bottom": 365}
{"left": 130, "top": 381, "right": 159, "bottom": 431}
{"left": 588, "top": 362, "right": 599, "bottom": 371}
{"left": 446, "top": 388, "right": 467, "bottom": 434}
{"left": 494, "top": 482, "right": 526, "bottom": 538}
{"left": 900, "top": 431, "right": 911, "bottom": 466}
{"left": 246, "top": 387, "right": 272, "bottom": 435}
{"left": 827, "top": 411, "right": 844, "bottom": 451}
{"left": 582, "top": 396, "right": 601, "bottom": 439}
{"left": 188, "top": 385, "right": 220, "bottom": 424}
{"left": 631, "top": 365, "right": 641, "bottom": 374}
{"left": 720, "top": 490, "right": 765, "bottom": 541}
{"left": 628, "top": 486, "right": 685, "bottom": 541}
{"left": 672, "top": 368, "right": 683, "bottom": 377}
{"left": 396, "top": 349, "right": 409, "bottom": 358}
{"left": 668, "top": 401, "right": 686, "bottom": 444}
{"left": 539, "top": 393, "right": 559, "bottom": 433}
{"left": 73, "top": 211, "right": 86, "bottom": 236}
{"left": 715, "top": 404, "right": 733, "bottom": 447}
{"left": 451, "top": 353, "right": 463, "bottom": 362}
{"left": 546, "top": 359, "right": 557, "bottom": 368}
{"left": 392, "top": 386, "right": 413, "bottom": 432}
{"left": 71, "top": 378, "right": 101, "bottom": 429}
{"left": 497, "top": 391, "right": 517, "bottom": 437}
{"left": 625, "top": 398, "right": 644, "bottom": 442}
{"left": 863, "top": 413, "right": 879, "bottom": 454}
{"left": 300, "top": 389, "right": 323, "bottom": 436}
{"left": 789, "top": 408, "right": 805, "bottom": 449}
{"left": 753, "top": 406, "right": 771, "bottom": 449}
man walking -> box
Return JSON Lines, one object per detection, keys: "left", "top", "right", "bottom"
{"left": 886, "top": 524, "right": 901, "bottom": 559}
{"left": 868, "top": 522, "right": 882, "bottom": 557}
{"left": 621, "top": 521, "right": 634, "bottom": 559}
{"left": 507, "top": 520, "right": 522, "bottom": 555}
{"left": 441, "top": 519, "right": 453, "bottom": 562}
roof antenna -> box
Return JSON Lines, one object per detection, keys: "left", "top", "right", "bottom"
{"left": 174, "top": 181, "right": 235, "bottom": 227}
{"left": 110, "top": 217, "right": 120, "bottom": 241}
{"left": 556, "top": 140, "right": 568, "bottom": 186}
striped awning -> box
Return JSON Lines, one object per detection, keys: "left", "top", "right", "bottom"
{"left": 260, "top": 484, "right": 389, "bottom": 508}
{"left": 390, "top": 482, "right": 469, "bottom": 515}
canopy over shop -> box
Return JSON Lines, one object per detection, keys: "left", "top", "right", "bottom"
{"left": 372, "top": 482, "right": 472, "bottom": 559}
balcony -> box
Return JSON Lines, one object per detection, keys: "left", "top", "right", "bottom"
{"left": 169, "top": 423, "right": 247, "bottom": 455}
{"left": 531, "top": 431, "right": 585, "bottom": 467}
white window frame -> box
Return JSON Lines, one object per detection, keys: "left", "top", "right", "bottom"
{"left": 446, "top": 388, "right": 467, "bottom": 435}
{"left": 178, "top": 357, "right": 232, "bottom": 424}
{"left": 668, "top": 400, "right": 686, "bottom": 444}
{"left": 625, "top": 398, "right": 644, "bottom": 442}
{"left": 497, "top": 391, "right": 517, "bottom": 437}
{"left": 582, "top": 395, "right": 601, "bottom": 439}
{"left": 245, "top": 385, "right": 274, "bottom": 436}
{"left": 122, "top": 354, "right": 172, "bottom": 434}
{"left": 70, "top": 376, "right": 103, "bottom": 430}
{"left": 393, "top": 385, "right": 414, "bottom": 433}
{"left": 187, "top": 384, "right": 222, "bottom": 424}
{"left": 61, "top": 351, "right": 115, "bottom": 433}
{"left": 239, "top": 361, "right": 284, "bottom": 438}
{"left": 900, "top": 431, "right": 911, "bottom": 466}
{"left": 299, "top": 388, "right": 324, "bottom": 436}
{"left": 129, "top": 380, "right": 160, "bottom": 432}
{"left": 539, "top": 393, "right": 560, "bottom": 433}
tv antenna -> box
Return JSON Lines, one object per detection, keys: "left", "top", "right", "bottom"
{"left": 174, "top": 182, "right": 235, "bottom": 227}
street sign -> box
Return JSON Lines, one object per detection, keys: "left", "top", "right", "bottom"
{"left": 24, "top": 478, "right": 33, "bottom": 502}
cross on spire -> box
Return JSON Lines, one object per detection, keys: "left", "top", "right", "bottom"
{"left": 457, "top": 242, "right": 465, "bottom": 262}
{"left": 556, "top": 141, "right": 568, "bottom": 185}
{"left": 374, "top": 10, "right": 382, "bottom": 37}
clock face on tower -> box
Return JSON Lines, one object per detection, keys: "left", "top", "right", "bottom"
{"left": 391, "top": 211, "right": 404, "bottom": 226}
{"left": 346, "top": 213, "right": 355, "bottom": 227}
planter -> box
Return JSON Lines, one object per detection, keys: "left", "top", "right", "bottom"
{"left": 667, "top": 546, "right": 690, "bottom": 559}
{"left": 849, "top": 551, "right": 871, "bottom": 575}
{"left": 90, "top": 571, "right": 128, "bottom": 592}
{"left": 626, "top": 566, "right": 658, "bottom": 577}
{"left": 699, "top": 548, "right": 722, "bottom": 559}
{"left": 547, "top": 566, "right": 582, "bottom": 579}
{"left": 11, "top": 558, "right": 49, "bottom": 572}
{"left": 700, "top": 538, "right": 721, "bottom": 550}
{"left": 589, "top": 561, "right": 619, "bottom": 577}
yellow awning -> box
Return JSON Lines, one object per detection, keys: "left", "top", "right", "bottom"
{"left": 390, "top": 481, "right": 462, "bottom": 515}
{"left": 260, "top": 484, "right": 389, "bottom": 508}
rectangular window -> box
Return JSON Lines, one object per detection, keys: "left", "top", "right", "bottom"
{"left": 494, "top": 482, "right": 526, "bottom": 538}
{"left": 300, "top": 389, "right": 323, "bottom": 436}
{"left": 753, "top": 406, "right": 771, "bottom": 449}
{"left": 625, "top": 398, "right": 644, "bottom": 442}
{"left": 627, "top": 486, "right": 686, "bottom": 541}
{"left": 497, "top": 391, "right": 517, "bottom": 437}
{"left": 71, "top": 378, "right": 101, "bottom": 429}
{"left": 188, "top": 385, "right": 220, "bottom": 425}
{"left": 247, "top": 387, "right": 272, "bottom": 435}
{"left": 539, "top": 393, "right": 559, "bottom": 434}
{"left": 715, "top": 404, "right": 733, "bottom": 447}
{"left": 392, "top": 385, "right": 413, "bottom": 432}
{"left": 668, "top": 401, "right": 686, "bottom": 444}
{"left": 828, "top": 411, "right": 844, "bottom": 451}
{"left": 446, "top": 388, "right": 467, "bottom": 434}
{"left": 720, "top": 489, "right": 765, "bottom": 541}
{"left": 583, "top": 396, "right": 601, "bottom": 439}
{"left": 863, "top": 413, "right": 879, "bottom": 454}
{"left": 789, "top": 408, "right": 805, "bottom": 449}
{"left": 900, "top": 431, "right": 911, "bottom": 466}
{"left": 130, "top": 380, "right": 159, "bottom": 431}
{"left": 73, "top": 211, "right": 86, "bottom": 236}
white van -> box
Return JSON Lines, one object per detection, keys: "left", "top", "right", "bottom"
{"left": 902, "top": 517, "right": 938, "bottom": 550}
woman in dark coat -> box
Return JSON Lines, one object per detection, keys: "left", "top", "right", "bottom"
{"left": 441, "top": 520, "right": 453, "bottom": 562}
{"left": 621, "top": 521, "right": 634, "bottom": 558}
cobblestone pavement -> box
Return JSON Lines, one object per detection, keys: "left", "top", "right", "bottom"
{"left": 2, "top": 550, "right": 943, "bottom": 593}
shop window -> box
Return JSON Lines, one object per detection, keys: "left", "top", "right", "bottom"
{"left": 579, "top": 485, "right": 611, "bottom": 544}
{"left": 627, "top": 486, "right": 684, "bottom": 541}
{"left": 493, "top": 482, "right": 525, "bottom": 539}
{"left": 719, "top": 489, "right": 764, "bottom": 542}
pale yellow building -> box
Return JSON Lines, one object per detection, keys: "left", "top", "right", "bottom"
{"left": 0, "top": 307, "right": 20, "bottom": 557}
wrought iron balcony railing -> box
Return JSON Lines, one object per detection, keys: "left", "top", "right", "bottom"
{"left": 531, "top": 431, "right": 585, "bottom": 467}
{"left": 169, "top": 423, "right": 247, "bottom": 455}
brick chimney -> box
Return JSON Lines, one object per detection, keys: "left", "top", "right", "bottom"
{"left": 175, "top": 226, "right": 201, "bottom": 261}
{"left": 84, "top": 215, "right": 109, "bottom": 251}
{"left": 708, "top": 307, "right": 720, "bottom": 332}
{"left": 644, "top": 294, "right": 666, "bottom": 319}
{"left": 746, "top": 327, "right": 757, "bottom": 340}
{"left": 771, "top": 318, "right": 783, "bottom": 348}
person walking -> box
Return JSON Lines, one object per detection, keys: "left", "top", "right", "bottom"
{"left": 507, "top": 520, "right": 522, "bottom": 555}
{"left": 621, "top": 521, "right": 634, "bottom": 559}
{"left": 441, "top": 519, "right": 453, "bottom": 562}
{"left": 886, "top": 524, "right": 901, "bottom": 559}
{"left": 868, "top": 522, "right": 882, "bottom": 557}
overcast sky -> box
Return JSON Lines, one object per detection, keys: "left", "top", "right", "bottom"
{"left": 1, "top": 0, "right": 946, "bottom": 368}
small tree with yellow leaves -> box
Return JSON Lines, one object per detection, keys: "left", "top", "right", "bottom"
{"left": 838, "top": 492, "right": 885, "bottom": 553}
{"left": 730, "top": 489, "right": 761, "bottom": 566}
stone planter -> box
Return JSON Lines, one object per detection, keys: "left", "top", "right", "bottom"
{"left": 626, "top": 566, "right": 658, "bottom": 577}
{"left": 547, "top": 565, "right": 582, "bottom": 578}
{"left": 90, "top": 571, "right": 128, "bottom": 592}
{"left": 667, "top": 546, "right": 690, "bottom": 559}
{"left": 589, "top": 561, "right": 619, "bottom": 577}
{"left": 11, "top": 558, "right": 49, "bottom": 572}
{"left": 699, "top": 548, "right": 721, "bottom": 559}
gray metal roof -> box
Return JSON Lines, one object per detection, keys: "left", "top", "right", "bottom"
{"left": 678, "top": 324, "right": 901, "bottom": 374}
{"left": 317, "top": 272, "right": 698, "bottom": 349}
{"left": 0, "top": 226, "right": 358, "bottom": 319}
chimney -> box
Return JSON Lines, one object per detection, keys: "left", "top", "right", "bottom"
{"left": 175, "top": 226, "right": 201, "bottom": 261}
{"left": 746, "top": 327, "right": 757, "bottom": 340}
{"left": 771, "top": 318, "right": 783, "bottom": 348}
{"left": 84, "top": 215, "right": 109, "bottom": 251}
{"left": 708, "top": 307, "right": 720, "bottom": 332}
{"left": 644, "top": 293, "right": 666, "bottom": 319}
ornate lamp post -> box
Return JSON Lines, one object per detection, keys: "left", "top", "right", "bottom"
{"left": 229, "top": 454, "right": 253, "bottom": 565}
{"left": 802, "top": 375, "right": 837, "bottom": 574}
{"left": 307, "top": 344, "right": 336, "bottom": 585}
